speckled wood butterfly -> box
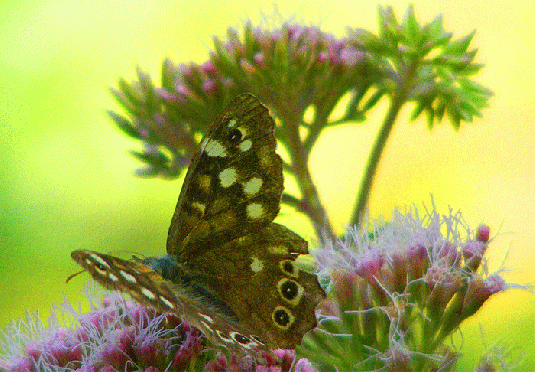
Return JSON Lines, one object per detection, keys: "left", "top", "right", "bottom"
{"left": 71, "top": 93, "right": 325, "bottom": 356}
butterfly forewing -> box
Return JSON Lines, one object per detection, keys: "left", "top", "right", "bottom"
{"left": 71, "top": 250, "right": 270, "bottom": 356}
{"left": 166, "top": 94, "right": 283, "bottom": 261}
{"left": 71, "top": 250, "right": 183, "bottom": 314}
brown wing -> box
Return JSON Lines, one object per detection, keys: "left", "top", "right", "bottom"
{"left": 71, "top": 250, "right": 271, "bottom": 356}
{"left": 166, "top": 94, "right": 283, "bottom": 262}
{"left": 179, "top": 223, "right": 326, "bottom": 349}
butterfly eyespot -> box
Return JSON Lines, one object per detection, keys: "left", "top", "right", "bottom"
{"left": 89, "top": 253, "right": 110, "bottom": 270}
{"left": 280, "top": 279, "right": 298, "bottom": 300}
{"left": 227, "top": 128, "right": 243, "bottom": 143}
{"left": 251, "top": 336, "right": 265, "bottom": 345}
{"left": 268, "top": 245, "right": 289, "bottom": 255}
{"left": 231, "top": 332, "right": 250, "bottom": 344}
{"left": 246, "top": 203, "right": 264, "bottom": 220}
{"left": 160, "top": 297, "right": 175, "bottom": 309}
{"left": 199, "top": 313, "right": 214, "bottom": 324}
{"left": 197, "top": 174, "right": 212, "bottom": 193}
{"left": 191, "top": 202, "right": 206, "bottom": 215}
{"left": 200, "top": 321, "right": 212, "bottom": 331}
{"left": 205, "top": 139, "right": 228, "bottom": 157}
{"left": 280, "top": 260, "right": 297, "bottom": 277}
{"left": 141, "top": 287, "right": 156, "bottom": 300}
{"left": 277, "top": 278, "right": 304, "bottom": 306}
{"left": 272, "top": 306, "right": 295, "bottom": 330}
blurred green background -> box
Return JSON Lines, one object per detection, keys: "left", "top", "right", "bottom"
{"left": 1, "top": 0, "right": 533, "bottom": 369}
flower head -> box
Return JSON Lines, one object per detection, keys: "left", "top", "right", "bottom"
{"left": 0, "top": 287, "right": 204, "bottom": 371}
{"left": 299, "top": 203, "right": 508, "bottom": 371}
{"left": 1, "top": 285, "right": 317, "bottom": 371}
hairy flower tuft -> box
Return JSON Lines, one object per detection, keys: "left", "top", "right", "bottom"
{"left": 1, "top": 284, "right": 317, "bottom": 371}
{"left": 298, "top": 203, "right": 511, "bottom": 371}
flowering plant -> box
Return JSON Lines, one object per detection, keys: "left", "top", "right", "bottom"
{"left": 107, "top": 5, "right": 491, "bottom": 240}
{"left": 1, "top": 5, "right": 524, "bottom": 372}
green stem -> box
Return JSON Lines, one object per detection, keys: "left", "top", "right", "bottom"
{"left": 281, "top": 193, "right": 302, "bottom": 211}
{"left": 281, "top": 107, "right": 336, "bottom": 241}
{"left": 302, "top": 102, "right": 336, "bottom": 157}
{"left": 350, "top": 59, "right": 419, "bottom": 226}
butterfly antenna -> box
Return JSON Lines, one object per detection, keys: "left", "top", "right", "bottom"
{"left": 66, "top": 269, "right": 86, "bottom": 283}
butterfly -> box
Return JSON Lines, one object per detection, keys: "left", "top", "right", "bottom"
{"left": 71, "top": 93, "right": 326, "bottom": 356}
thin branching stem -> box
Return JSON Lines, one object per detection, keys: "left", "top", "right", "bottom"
{"left": 350, "top": 58, "right": 420, "bottom": 226}
{"left": 281, "top": 106, "right": 336, "bottom": 241}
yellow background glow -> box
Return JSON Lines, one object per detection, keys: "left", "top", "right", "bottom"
{"left": 1, "top": 0, "right": 533, "bottom": 369}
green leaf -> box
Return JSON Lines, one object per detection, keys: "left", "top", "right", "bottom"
{"left": 461, "top": 79, "right": 493, "bottom": 97}
{"left": 362, "top": 89, "right": 385, "bottom": 111}
{"left": 137, "top": 67, "right": 156, "bottom": 115}
{"left": 426, "top": 107, "right": 435, "bottom": 129}
{"left": 118, "top": 78, "right": 143, "bottom": 111}
{"left": 402, "top": 5, "right": 420, "bottom": 46}
{"left": 435, "top": 101, "right": 446, "bottom": 121}
{"left": 377, "top": 6, "right": 400, "bottom": 50}
{"left": 432, "top": 31, "right": 454, "bottom": 48}
{"left": 130, "top": 149, "right": 169, "bottom": 167}
{"left": 109, "top": 88, "right": 136, "bottom": 117}
{"left": 134, "top": 167, "right": 160, "bottom": 177}
{"left": 426, "top": 14, "right": 444, "bottom": 40}
{"left": 161, "top": 58, "right": 177, "bottom": 92}
{"left": 444, "top": 30, "right": 476, "bottom": 55}
{"left": 411, "top": 102, "right": 426, "bottom": 120}
{"left": 107, "top": 111, "right": 140, "bottom": 139}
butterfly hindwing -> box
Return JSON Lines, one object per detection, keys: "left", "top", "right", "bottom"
{"left": 182, "top": 223, "right": 326, "bottom": 349}
{"left": 167, "top": 94, "right": 283, "bottom": 261}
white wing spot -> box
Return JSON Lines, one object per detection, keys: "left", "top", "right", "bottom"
{"left": 239, "top": 139, "right": 252, "bottom": 152}
{"left": 219, "top": 168, "right": 238, "bottom": 188}
{"left": 228, "top": 119, "right": 237, "bottom": 127}
{"left": 120, "top": 270, "right": 137, "bottom": 284}
{"left": 108, "top": 273, "right": 118, "bottom": 282}
{"left": 268, "top": 245, "right": 288, "bottom": 255}
{"left": 217, "top": 330, "right": 232, "bottom": 343}
{"left": 200, "top": 321, "right": 212, "bottom": 332}
{"left": 141, "top": 287, "right": 156, "bottom": 300}
{"left": 205, "top": 139, "right": 228, "bottom": 157}
{"left": 192, "top": 202, "right": 206, "bottom": 214}
{"left": 161, "top": 297, "right": 175, "bottom": 309}
{"left": 200, "top": 313, "right": 214, "bottom": 323}
{"left": 250, "top": 256, "right": 264, "bottom": 273}
{"left": 246, "top": 203, "right": 264, "bottom": 220}
{"left": 90, "top": 253, "right": 110, "bottom": 269}
{"left": 243, "top": 177, "right": 262, "bottom": 196}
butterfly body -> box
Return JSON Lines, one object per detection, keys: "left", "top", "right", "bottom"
{"left": 72, "top": 94, "right": 325, "bottom": 355}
